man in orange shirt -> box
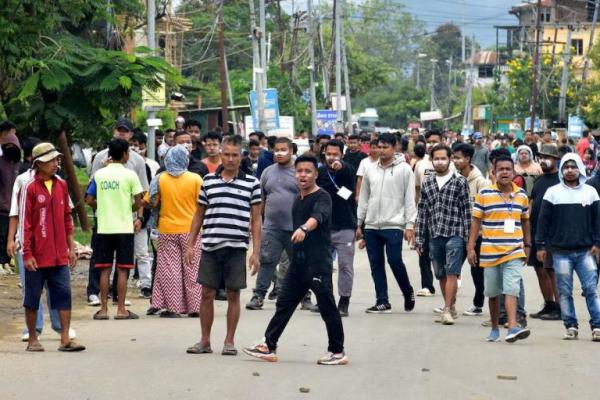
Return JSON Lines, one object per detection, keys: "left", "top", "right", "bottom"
{"left": 202, "top": 131, "right": 223, "bottom": 173}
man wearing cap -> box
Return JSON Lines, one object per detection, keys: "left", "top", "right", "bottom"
{"left": 528, "top": 145, "right": 561, "bottom": 321}
{"left": 88, "top": 118, "right": 149, "bottom": 306}
{"left": 19, "top": 143, "right": 85, "bottom": 352}
{"left": 471, "top": 132, "right": 489, "bottom": 178}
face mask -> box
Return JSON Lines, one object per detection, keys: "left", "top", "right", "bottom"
{"left": 540, "top": 159, "right": 553, "bottom": 169}
{"left": 432, "top": 160, "right": 449, "bottom": 168}
{"left": 274, "top": 150, "right": 289, "bottom": 157}
{"left": 183, "top": 143, "right": 193, "bottom": 153}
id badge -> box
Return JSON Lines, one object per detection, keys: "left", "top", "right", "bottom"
{"left": 504, "top": 219, "right": 515, "bottom": 234}
{"left": 337, "top": 186, "right": 352, "bottom": 200}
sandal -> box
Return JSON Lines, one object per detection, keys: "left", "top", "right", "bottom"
{"left": 93, "top": 310, "right": 109, "bottom": 320}
{"left": 26, "top": 342, "right": 44, "bottom": 352}
{"left": 58, "top": 341, "right": 86, "bottom": 352}
{"left": 186, "top": 342, "right": 213, "bottom": 354}
{"left": 221, "top": 343, "right": 238, "bottom": 356}
{"left": 114, "top": 310, "right": 139, "bottom": 320}
{"left": 159, "top": 310, "right": 181, "bottom": 318}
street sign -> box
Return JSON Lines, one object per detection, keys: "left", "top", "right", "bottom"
{"left": 524, "top": 117, "right": 541, "bottom": 131}
{"left": 249, "top": 88, "right": 281, "bottom": 130}
{"left": 568, "top": 115, "right": 584, "bottom": 138}
{"left": 316, "top": 110, "right": 337, "bottom": 136}
{"left": 142, "top": 74, "right": 166, "bottom": 111}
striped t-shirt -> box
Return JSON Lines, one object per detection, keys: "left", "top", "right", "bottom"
{"left": 472, "top": 183, "right": 529, "bottom": 267}
{"left": 198, "top": 167, "right": 261, "bottom": 251}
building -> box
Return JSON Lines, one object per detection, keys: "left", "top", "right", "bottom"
{"left": 464, "top": 51, "right": 509, "bottom": 87}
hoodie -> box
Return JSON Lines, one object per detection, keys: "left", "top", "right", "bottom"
{"left": 466, "top": 165, "right": 489, "bottom": 203}
{"left": 0, "top": 134, "right": 21, "bottom": 216}
{"left": 514, "top": 145, "right": 542, "bottom": 176}
{"left": 536, "top": 153, "right": 600, "bottom": 252}
{"left": 357, "top": 154, "right": 417, "bottom": 230}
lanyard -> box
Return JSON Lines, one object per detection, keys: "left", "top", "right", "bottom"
{"left": 498, "top": 190, "right": 515, "bottom": 216}
{"left": 327, "top": 169, "right": 340, "bottom": 191}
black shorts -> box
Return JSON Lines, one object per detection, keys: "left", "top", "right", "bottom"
{"left": 197, "top": 248, "right": 247, "bottom": 290}
{"left": 24, "top": 266, "right": 72, "bottom": 310}
{"left": 528, "top": 242, "right": 554, "bottom": 269}
{"left": 95, "top": 233, "right": 135, "bottom": 269}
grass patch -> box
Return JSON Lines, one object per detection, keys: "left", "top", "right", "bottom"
{"left": 73, "top": 227, "right": 92, "bottom": 246}
{"left": 75, "top": 167, "right": 89, "bottom": 186}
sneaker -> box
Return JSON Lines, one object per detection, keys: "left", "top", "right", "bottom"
{"left": 245, "top": 295, "right": 264, "bottom": 310}
{"left": 21, "top": 331, "right": 42, "bottom": 342}
{"left": 457, "top": 278, "right": 462, "bottom": 288}
{"left": 404, "top": 290, "right": 415, "bottom": 312}
{"left": 486, "top": 328, "right": 501, "bottom": 342}
{"left": 592, "top": 328, "right": 600, "bottom": 342}
{"left": 87, "top": 295, "right": 101, "bottom": 307}
{"left": 146, "top": 307, "right": 160, "bottom": 315}
{"left": 433, "top": 306, "right": 444, "bottom": 314}
{"left": 539, "top": 310, "right": 561, "bottom": 321}
{"left": 267, "top": 288, "right": 279, "bottom": 301}
{"left": 563, "top": 327, "right": 578, "bottom": 340}
{"left": 317, "top": 351, "right": 348, "bottom": 365}
{"left": 68, "top": 328, "right": 77, "bottom": 340}
{"left": 449, "top": 306, "right": 459, "bottom": 320}
{"left": 365, "top": 303, "right": 392, "bottom": 314}
{"left": 310, "top": 304, "right": 320, "bottom": 313}
{"left": 139, "top": 288, "right": 152, "bottom": 299}
{"left": 481, "top": 319, "right": 492, "bottom": 327}
{"left": 463, "top": 306, "right": 483, "bottom": 316}
{"left": 441, "top": 311, "right": 455, "bottom": 325}
{"left": 416, "top": 288, "right": 434, "bottom": 297}
{"left": 505, "top": 327, "right": 531, "bottom": 343}
{"left": 242, "top": 343, "right": 278, "bottom": 362}
{"left": 113, "top": 300, "right": 132, "bottom": 307}
{"left": 530, "top": 303, "right": 551, "bottom": 319}
{"left": 300, "top": 298, "right": 318, "bottom": 312}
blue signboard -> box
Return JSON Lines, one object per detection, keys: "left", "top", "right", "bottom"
{"left": 316, "top": 110, "right": 337, "bottom": 136}
{"left": 568, "top": 115, "right": 584, "bottom": 138}
{"left": 524, "top": 117, "right": 541, "bottom": 131}
{"left": 249, "top": 88, "right": 280, "bottom": 130}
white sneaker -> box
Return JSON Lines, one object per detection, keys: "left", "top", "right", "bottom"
{"left": 87, "top": 294, "right": 101, "bottom": 306}
{"left": 592, "top": 328, "right": 600, "bottom": 342}
{"left": 69, "top": 328, "right": 77, "bottom": 340}
{"left": 457, "top": 278, "right": 462, "bottom": 288}
{"left": 433, "top": 306, "right": 444, "bottom": 314}
{"left": 463, "top": 306, "right": 483, "bottom": 316}
{"left": 416, "top": 288, "right": 434, "bottom": 297}
{"left": 21, "top": 332, "right": 41, "bottom": 342}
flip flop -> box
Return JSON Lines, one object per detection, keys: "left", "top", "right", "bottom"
{"left": 26, "top": 342, "right": 44, "bottom": 352}
{"left": 114, "top": 310, "right": 139, "bottom": 320}
{"left": 186, "top": 342, "right": 213, "bottom": 354}
{"left": 221, "top": 344, "right": 238, "bottom": 356}
{"left": 93, "top": 311, "right": 109, "bottom": 320}
{"left": 58, "top": 341, "right": 86, "bottom": 352}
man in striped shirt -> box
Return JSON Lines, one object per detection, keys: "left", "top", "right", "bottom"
{"left": 467, "top": 155, "right": 532, "bottom": 343}
{"left": 185, "top": 135, "right": 262, "bottom": 356}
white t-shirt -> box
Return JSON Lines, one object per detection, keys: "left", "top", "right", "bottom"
{"left": 435, "top": 171, "right": 453, "bottom": 190}
{"left": 414, "top": 155, "right": 434, "bottom": 188}
{"left": 146, "top": 158, "right": 160, "bottom": 178}
{"left": 9, "top": 169, "right": 35, "bottom": 217}
{"left": 357, "top": 157, "right": 378, "bottom": 177}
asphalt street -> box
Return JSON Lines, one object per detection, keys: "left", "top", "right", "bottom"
{"left": 1, "top": 246, "right": 599, "bottom": 400}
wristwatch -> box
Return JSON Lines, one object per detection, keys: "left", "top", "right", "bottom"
{"left": 300, "top": 225, "right": 309, "bottom": 233}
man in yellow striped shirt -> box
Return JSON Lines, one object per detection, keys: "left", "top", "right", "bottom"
{"left": 467, "top": 155, "right": 532, "bottom": 343}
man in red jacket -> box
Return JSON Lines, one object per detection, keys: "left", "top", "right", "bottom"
{"left": 20, "top": 143, "right": 85, "bottom": 352}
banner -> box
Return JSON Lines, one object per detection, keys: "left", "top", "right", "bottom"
{"left": 316, "top": 110, "right": 337, "bottom": 136}
{"left": 249, "top": 88, "right": 281, "bottom": 130}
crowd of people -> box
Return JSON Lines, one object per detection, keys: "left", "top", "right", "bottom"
{"left": 1, "top": 117, "right": 600, "bottom": 362}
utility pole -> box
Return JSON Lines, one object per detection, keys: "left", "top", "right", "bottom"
{"left": 218, "top": 1, "right": 229, "bottom": 134}
{"left": 529, "top": 0, "right": 542, "bottom": 132}
{"left": 461, "top": 0, "right": 466, "bottom": 63}
{"left": 341, "top": 10, "right": 352, "bottom": 133}
{"left": 318, "top": 0, "right": 329, "bottom": 100}
{"left": 224, "top": 53, "right": 238, "bottom": 136}
{"left": 579, "top": 0, "right": 599, "bottom": 114}
{"left": 249, "top": 0, "right": 265, "bottom": 133}
{"left": 430, "top": 59, "right": 437, "bottom": 111}
{"left": 147, "top": 0, "right": 156, "bottom": 160}
{"left": 259, "top": 0, "right": 267, "bottom": 90}
{"left": 463, "top": 37, "right": 475, "bottom": 133}
{"left": 558, "top": 26, "right": 572, "bottom": 123}
{"left": 334, "top": 0, "right": 343, "bottom": 132}
{"left": 307, "top": 0, "right": 318, "bottom": 137}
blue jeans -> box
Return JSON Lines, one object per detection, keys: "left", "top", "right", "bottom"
{"left": 553, "top": 250, "right": 600, "bottom": 330}
{"left": 17, "top": 251, "right": 61, "bottom": 334}
{"left": 429, "top": 236, "right": 464, "bottom": 279}
{"left": 364, "top": 229, "right": 413, "bottom": 304}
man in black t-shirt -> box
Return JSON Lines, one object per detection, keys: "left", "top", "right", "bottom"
{"left": 529, "top": 144, "right": 561, "bottom": 320}
{"left": 343, "top": 134, "right": 366, "bottom": 173}
{"left": 243, "top": 155, "right": 347, "bottom": 366}
{"left": 317, "top": 140, "right": 357, "bottom": 317}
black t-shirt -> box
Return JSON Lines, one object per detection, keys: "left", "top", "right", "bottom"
{"left": 291, "top": 188, "right": 333, "bottom": 275}
{"left": 530, "top": 172, "right": 559, "bottom": 233}
{"left": 316, "top": 162, "right": 357, "bottom": 230}
{"left": 343, "top": 150, "right": 366, "bottom": 173}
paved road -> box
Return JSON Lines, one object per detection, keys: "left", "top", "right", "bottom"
{"left": 1, "top": 247, "right": 599, "bottom": 400}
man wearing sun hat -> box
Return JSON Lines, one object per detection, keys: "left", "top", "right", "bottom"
{"left": 19, "top": 143, "right": 85, "bottom": 352}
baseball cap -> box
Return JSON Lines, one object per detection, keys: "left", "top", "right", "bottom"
{"left": 115, "top": 118, "right": 134, "bottom": 132}
{"left": 472, "top": 132, "right": 483, "bottom": 140}
{"left": 32, "top": 142, "right": 62, "bottom": 164}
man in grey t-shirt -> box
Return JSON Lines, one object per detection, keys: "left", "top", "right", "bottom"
{"left": 246, "top": 137, "right": 315, "bottom": 310}
{"left": 471, "top": 132, "right": 489, "bottom": 178}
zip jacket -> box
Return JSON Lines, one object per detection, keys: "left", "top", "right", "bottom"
{"left": 21, "top": 175, "right": 73, "bottom": 267}
{"left": 357, "top": 154, "right": 417, "bottom": 230}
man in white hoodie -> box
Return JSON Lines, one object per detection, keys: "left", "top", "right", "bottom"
{"left": 357, "top": 133, "right": 417, "bottom": 313}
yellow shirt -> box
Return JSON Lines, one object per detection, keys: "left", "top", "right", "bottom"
{"left": 156, "top": 172, "right": 203, "bottom": 234}
{"left": 44, "top": 179, "right": 53, "bottom": 195}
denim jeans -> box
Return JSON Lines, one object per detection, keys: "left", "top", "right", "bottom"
{"left": 254, "top": 228, "right": 292, "bottom": 298}
{"left": 553, "top": 250, "right": 600, "bottom": 330}
{"left": 364, "top": 229, "right": 413, "bottom": 305}
{"left": 17, "top": 250, "right": 61, "bottom": 334}
{"left": 498, "top": 278, "right": 527, "bottom": 319}
{"left": 429, "top": 236, "right": 465, "bottom": 279}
